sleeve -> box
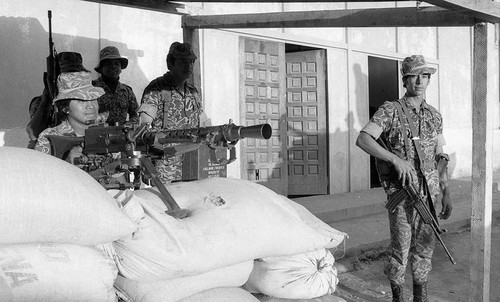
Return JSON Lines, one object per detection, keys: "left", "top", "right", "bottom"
{"left": 137, "top": 90, "right": 161, "bottom": 120}
{"left": 360, "top": 101, "right": 396, "bottom": 140}
{"left": 435, "top": 111, "right": 446, "bottom": 149}
{"left": 34, "top": 128, "right": 56, "bottom": 154}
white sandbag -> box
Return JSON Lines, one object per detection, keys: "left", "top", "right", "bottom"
{"left": 0, "top": 146, "right": 137, "bottom": 245}
{"left": 179, "top": 287, "right": 260, "bottom": 302}
{"left": 243, "top": 249, "right": 338, "bottom": 299}
{"left": 110, "top": 178, "right": 347, "bottom": 280}
{"left": 114, "top": 261, "right": 253, "bottom": 302}
{"left": 0, "top": 243, "right": 118, "bottom": 302}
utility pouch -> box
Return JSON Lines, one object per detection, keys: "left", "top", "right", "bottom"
{"left": 386, "top": 188, "right": 408, "bottom": 213}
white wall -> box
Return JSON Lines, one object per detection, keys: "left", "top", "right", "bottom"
{"left": 1, "top": 0, "right": 498, "bottom": 192}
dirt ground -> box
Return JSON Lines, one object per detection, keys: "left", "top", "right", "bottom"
{"left": 335, "top": 215, "right": 500, "bottom": 302}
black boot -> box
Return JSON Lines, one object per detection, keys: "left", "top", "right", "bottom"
{"left": 390, "top": 282, "right": 404, "bottom": 302}
{"left": 413, "top": 282, "right": 429, "bottom": 302}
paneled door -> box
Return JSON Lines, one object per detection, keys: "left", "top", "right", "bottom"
{"left": 239, "top": 38, "right": 287, "bottom": 195}
{"left": 286, "top": 50, "right": 328, "bottom": 195}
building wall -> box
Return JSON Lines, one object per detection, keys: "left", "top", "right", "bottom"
{"left": 1, "top": 0, "right": 498, "bottom": 194}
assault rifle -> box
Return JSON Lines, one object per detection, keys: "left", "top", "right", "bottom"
{"left": 377, "top": 138, "right": 456, "bottom": 265}
{"left": 27, "top": 10, "right": 59, "bottom": 147}
{"left": 47, "top": 121, "right": 272, "bottom": 211}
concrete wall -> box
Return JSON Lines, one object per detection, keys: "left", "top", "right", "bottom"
{"left": 1, "top": 0, "right": 498, "bottom": 193}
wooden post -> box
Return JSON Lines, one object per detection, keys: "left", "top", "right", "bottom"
{"left": 470, "top": 21, "right": 494, "bottom": 302}
{"left": 183, "top": 26, "right": 202, "bottom": 102}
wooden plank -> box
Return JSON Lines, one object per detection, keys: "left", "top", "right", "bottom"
{"left": 81, "top": 0, "right": 186, "bottom": 15}
{"left": 425, "top": 0, "right": 500, "bottom": 23}
{"left": 182, "top": 6, "right": 476, "bottom": 29}
{"left": 183, "top": 28, "right": 202, "bottom": 101}
{"left": 470, "top": 21, "right": 494, "bottom": 302}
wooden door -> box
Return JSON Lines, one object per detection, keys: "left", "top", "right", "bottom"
{"left": 286, "top": 50, "right": 328, "bottom": 195}
{"left": 239, "top": 38, "right": 287, "bottom": 194}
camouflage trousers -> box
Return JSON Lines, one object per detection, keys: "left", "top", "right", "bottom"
{"left": 154, "top": 155, "right": 183, "bottom": 184}
{"left": 384, "top": 196, "right": 436, "bottom": 285}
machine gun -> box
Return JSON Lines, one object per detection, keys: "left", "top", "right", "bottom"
{"left": 47, "top": 121, "right": 272, "bottom": 212}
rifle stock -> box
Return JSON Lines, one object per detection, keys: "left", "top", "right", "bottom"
{"left": 47, "top": 135, "right": 84, "bottom": 159}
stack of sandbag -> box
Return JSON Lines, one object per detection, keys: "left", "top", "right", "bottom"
{"left": 243, "top": 249, "right": 339, "bottom": 299}
{"left": 106, "top": 178, "right": 347, "bottom": 301}
{"left": 0, "top": 147, "right": 138, "bottom": 302}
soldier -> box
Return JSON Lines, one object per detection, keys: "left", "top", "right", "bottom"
{"left": 137, "top": 42, "right": 203, "bottom": 183}
{"left": 35, "top": 71, "right": 105, "bottom": 164}
{"left": 356, "top": 55, "right": 452, "bottom": 302}
{"left": 93, "top": 46, "right": 138, "bottom": 126}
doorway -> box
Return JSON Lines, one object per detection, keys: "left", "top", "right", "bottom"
{"left": 367, "top": 56, "right": 399, "bottom": 188}
{"left": 239, "top": 38, "right": 328, "bottom": 196}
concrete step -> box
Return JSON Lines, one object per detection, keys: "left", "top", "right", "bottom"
{"left": 293, "top": 177, "right": 500, "bottom": 260}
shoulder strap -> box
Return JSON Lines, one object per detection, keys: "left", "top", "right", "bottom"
{"left": 395, "top": 100, "right": 428, "bottom": 174}
{"left": 392, "top": 101, "right": 411, "bottom": 160}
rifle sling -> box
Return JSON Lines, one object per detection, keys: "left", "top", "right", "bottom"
{"left": 394, "top": 100, "right": 440, "bottom": 223}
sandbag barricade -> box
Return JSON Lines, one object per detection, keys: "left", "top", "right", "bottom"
{"left": 113, "top": 261, "right": 253, "bottom": 302}
{"left": 108, "top": 178, "right": 347, "bottom": 281}
{"left": 0, "top": 147, "right": 137, "bottom": 245}
{"left": 0, "top": 243, "right": 118, "bottom": 302}
{"left": 179, "top": 287, "right": 260, "bottom": 302}
{"left": 243, "top": 249, "right": 339, "bottom": 299}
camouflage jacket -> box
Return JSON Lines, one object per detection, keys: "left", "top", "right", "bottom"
{"left": 366, "top": 97, "right": 444, "bottom": 201}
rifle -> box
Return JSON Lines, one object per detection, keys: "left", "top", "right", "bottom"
{"left": 47, "top": 121, "right": 272, "bottom": 212}
{"left": 27, "top": 10, "right": 58, "bottom": 146}
{"left": 377, "top": 138, "right": 456, "bottom": 265}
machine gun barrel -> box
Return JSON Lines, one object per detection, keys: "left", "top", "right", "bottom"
{"left": 141, "top": 123, "right": 272, "bottom": 147}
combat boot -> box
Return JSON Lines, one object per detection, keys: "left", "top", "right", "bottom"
{"left": 390, "top": 282, "right": 404, "bottom": 302}
{"left": 413, "top": 281, "right": 429, "bottom": 302}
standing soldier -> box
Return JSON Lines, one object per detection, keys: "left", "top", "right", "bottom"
{"left": 93, "top": 46, "right": 138, "bottom": 126}
{"left": 137, "top": 42, "right": 203, "bottom": 183}
{"left": 356, "top": 55, "right": 452, "bottom": 302}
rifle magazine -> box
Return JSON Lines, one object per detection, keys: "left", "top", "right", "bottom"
{"left": 386, "top": 189, "right": 408, "bottom": 212}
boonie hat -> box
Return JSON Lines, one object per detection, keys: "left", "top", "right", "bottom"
{"left": 94, "top": 46, "right": 128, "bottom": 72}
{"left": 401, "top": 55, "right": 436, "bottom": 76}
{"left": 57, "top": 52, "right": 90, "bottom": 73}
{"left": 168, "top": 42, "right": 197, "bottom": 60}
{"left": 52, "top": 71, "right": 105, "bottom": 104}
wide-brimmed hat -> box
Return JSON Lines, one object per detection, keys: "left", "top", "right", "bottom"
{"left": 57, "top": 52, "right": 90, "bottom": 73}
{"left": 52, "top": 71, "right": 105, "bottom": 104}
{"left": 401, "top": 55, "right": 436, "bottom": 76}
{"left": 168, "top": 42, "right": 197, "bottom": 60}
{"left": 94, "top": 46, "right": 128, "bottom": 72}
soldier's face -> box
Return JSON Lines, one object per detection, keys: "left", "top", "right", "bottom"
{"left": 100, "top": 59, "right": 122, "bottom": 79}
{"left": 171, "top": 58, "right": 195, "bottom": 81}
{"left": 404, "top": 74, "right": 430, "bottom": 97}
{"left": 67, "top": 99, "right": 99, "bottom": 125}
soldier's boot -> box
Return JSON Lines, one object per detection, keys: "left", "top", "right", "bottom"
{"left": 413, "top": 282, "right": 429, "bottom": 302}
{"left": 390, "top": 282, "right": 404, "bottom": 302}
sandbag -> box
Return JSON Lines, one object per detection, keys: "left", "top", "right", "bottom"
{"left": 179, "top": 287, "right": 260, "bottom": 302}
{"left": 109, "top": 178, "right": 347, "bottom": 280}
{"left": 0, "top": 146, "right": 137, "bottom": 245}
{"left": 113, "top": 261, "right": 253, "bottom": 302}
{"left": 243, "top": 249, "right": 339, "bottom": 299}
{"left": 0, "top": 243, "right": 118, "bottom": 302}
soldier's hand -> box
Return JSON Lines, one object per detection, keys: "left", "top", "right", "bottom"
{"left": 439, "top": 191, "right": 452, "bottom": 220}
{"left": 67, "top": 145, "right": 84, "bottom": 166}
{"left": 393, "top": 157, "right": 416, "bottom": 186}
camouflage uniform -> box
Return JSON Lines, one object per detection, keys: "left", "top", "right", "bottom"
{"left": 361, "top": 96, "right": 445, "bottom": 285}
{"left": 138, "top": 72, "right": 202, "bottom": 183}
{"left": 34, "top": 119, "right": 77, "bottom": 154}
{"left": 93, "top": 77, "right": 138, "bottom": 125}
